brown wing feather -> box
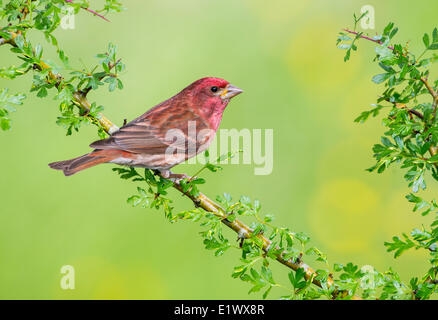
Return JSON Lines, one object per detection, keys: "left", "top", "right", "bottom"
{"left": 90, "top": 99, "right": 212, "bottom": 156}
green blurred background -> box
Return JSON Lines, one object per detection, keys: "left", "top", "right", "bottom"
{"left": 0, "top": 0, "right": 437, "bottom": 299}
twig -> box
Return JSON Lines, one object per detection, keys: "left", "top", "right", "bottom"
{"left": 418, "top": 78, "right": 438, "bottom": 158}
{"left": 418, "top": 78, "right": 438, "bottom": 157}
{"left": 421, "top": 77, "right": 438, "bottom": 116}
{"left": 72, "top": 91, "right": 119, "bottom": 134}
{"left": 81, "top": 59, "right": 121, "bottom": 96}
{"left": 343, "top": 29, "right": 394, "bottom": 51}
{"left": 409, "top": 109, "right": 424, "bottom": 120}
{"left": 420, "top": 77, "right": 438, "bottom": 99}
{"left": 384, "top": 100, "right": 425, "bottom": 120}
{"left": 64, "top": 0, "right": 110, "bottom": 22}
{"left": 0, "top": 31, "right": 19, "bottom": 46}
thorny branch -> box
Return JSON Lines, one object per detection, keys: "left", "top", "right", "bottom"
{"left": 343, "top": 29, "right": 395, "bottom": 50}
{"left": 64, "top": 0, "right": 110, "bottom": 22}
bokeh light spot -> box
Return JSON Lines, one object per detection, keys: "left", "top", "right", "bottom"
{"left": 308, "top": 179, "right": 379, "bottom": 252}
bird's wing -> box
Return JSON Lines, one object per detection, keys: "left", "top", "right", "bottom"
{"left": 90, "top": 103, "right": 212, "bottom": 155}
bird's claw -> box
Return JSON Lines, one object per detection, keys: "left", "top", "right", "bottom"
{"left": 158, "top": 170, "right": 190, "bottom": 183}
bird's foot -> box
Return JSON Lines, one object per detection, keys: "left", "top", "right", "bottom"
{"left": 157, "top": 169, "right": 190, "bottom": 183}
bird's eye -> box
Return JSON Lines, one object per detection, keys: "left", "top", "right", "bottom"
{"left": 210, "top": 86, "right": 218, "bottom": 93}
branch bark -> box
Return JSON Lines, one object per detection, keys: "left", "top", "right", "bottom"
{"left": 0, "top": 31, "right": 19, "bottom": 46}
{"left": 419, "top": 78, "right": 438, "bottom": 156}
{"left": 343, "top": 29, "right": 394, "bottom": 50}
{"left": 64, "top": 0, "right": 110, "bottom": 22}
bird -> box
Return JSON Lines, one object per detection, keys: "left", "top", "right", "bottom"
{"left": 49, "top": 77, "right": 243, "bottom": 179}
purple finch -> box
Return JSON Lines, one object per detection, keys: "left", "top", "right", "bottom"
{"left": 49, "top": 77, "right": 243, "bottom": 178}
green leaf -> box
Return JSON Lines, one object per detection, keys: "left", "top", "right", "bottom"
{"left": 261, "top": 266, "right": 275, "bottom": 284}
{"left": 37, "top": 87, "right": 48, "bottom": 98}
{"left": 423, "top": 33, "right": 430, "bottom": 48}
{"left": 0, "top": 89, "right": 26, "bottom": 131}
{"left": 375, "top": 46, "right": 394, "bottom": 60}
{"left": 288, "top": 271, "right": 295, "bottom": 287}
{"left": 58, "top": 50, "right": 69, "bottom": 68}
{"left": 384, "top": 235, "right": 415, "bottom": 258}
{"left": 262, "top": 286, "right": 272, "bottom": 300}
{"left": 372, "top": 73, "right": 391, "bottom": 84}
{"left": 14, "top": 35, "right": 25, "bottom": 51}
{"left": 379, "top": 62, "right": 395, "bottom": 73}
{"left": 433, "top": 28, "right": 438, "bottom": 43}
{"left": 35, "top": 44, "right": 43, "bottom": 60}
{"left": 117, "top": 79, "right": 123, "bottom": 89}
{"left": 0, "top": 117, "right": 11, "bottom": 131}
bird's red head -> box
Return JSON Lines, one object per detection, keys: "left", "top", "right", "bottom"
{"left": 187, "top": 77, "right": 243, "bottom": 101}
{"left": 182, "top": 77, "right": 243, "bottom": 128}
{"left": 191, "top": 77, "right": 230, "bottom": 92}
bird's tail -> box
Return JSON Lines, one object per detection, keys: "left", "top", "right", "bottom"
{"left": 48, "top": 150, "right": 123, "bottom": 176}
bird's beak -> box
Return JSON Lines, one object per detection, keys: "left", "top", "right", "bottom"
{"left": 221, "top": 84, "right": 243, "bottom": 100}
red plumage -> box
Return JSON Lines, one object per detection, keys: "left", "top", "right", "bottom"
{"left": 49, "top": 77, "right": 243, "bottom": 177}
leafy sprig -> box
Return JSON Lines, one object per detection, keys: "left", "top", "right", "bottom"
{"left": 338, "top": 14, "right": 438, "bottom": 299}
{"left": 0, "top": 88, "right": 25, "bottom": 130}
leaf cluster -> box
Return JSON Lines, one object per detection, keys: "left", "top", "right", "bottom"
{"left": 338, "top": 17, "right": 438, "bottom": 299}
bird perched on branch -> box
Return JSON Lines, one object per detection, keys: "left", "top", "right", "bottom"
{"left": 49, "top": 77, "right": 243, "bottom": 179}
